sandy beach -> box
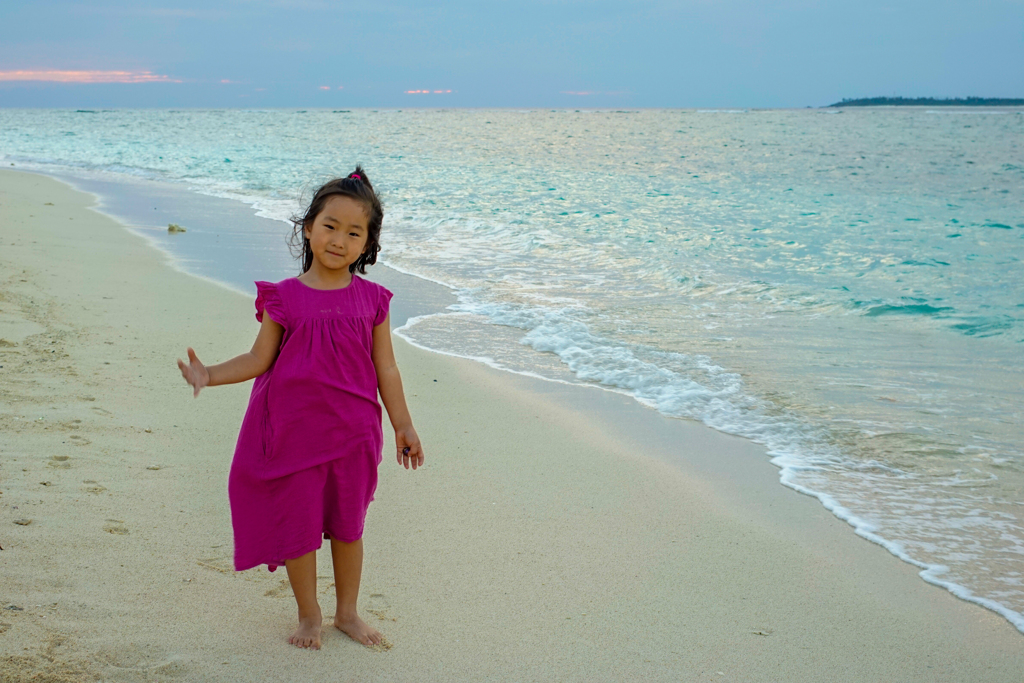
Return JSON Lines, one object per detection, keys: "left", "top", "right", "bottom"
{"left": 2, "top": 168, "right": 1023, "bottom": 681}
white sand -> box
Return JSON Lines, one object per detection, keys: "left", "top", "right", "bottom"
{"left": 1, "top": 169, "right": 1022, "bottom": 681}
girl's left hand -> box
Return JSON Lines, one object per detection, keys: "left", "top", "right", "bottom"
{"left": 396, "top": 427, "right": 424, "bottom": 470}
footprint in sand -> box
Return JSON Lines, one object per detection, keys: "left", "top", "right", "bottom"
{"left": 365, "top": 593, "right": 397, "bottom": 622}
{"left": 67, "top": 435, "right": 90, "bottom": 446}
{"left": 9, "top": 632, "right": 104, "bottom": 681}
{"left": 365, "top": 593, "right": 389, "bottom": 611}
{"left": 48, "top": 455, "right": 71, "bottom": 469}
{"left": 102, "top": 520, "right": 128, "bottom": 535}
{"left": 264, "top": 580, "right": 292, "bottom": 598}
{"left": 196, "top": 556, "right": 234, "bottom": 574}
{"left": 90, "top": 406, "right": 112, "bottom": 417}
{"left": 81, "top": 480, "right": 106, "bottom": 494}
{"left": 95, "top": 643, "right": 187, "bottom": 678}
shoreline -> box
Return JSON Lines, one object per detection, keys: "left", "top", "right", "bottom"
{"left": 39, "top": 167, "right": 459, "bottom": 329}
{"left": 46, "top": 162, "right": 1024, "bottom": 636}
{"left": 2, "top": 169, "right": 1023, "bottom": 680}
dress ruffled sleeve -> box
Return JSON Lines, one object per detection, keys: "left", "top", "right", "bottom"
{"left": 373, "top": 285, "right": 394, "bottom": 327}
{"left": 254, "top": 281, "right": 287, "bottom": 328}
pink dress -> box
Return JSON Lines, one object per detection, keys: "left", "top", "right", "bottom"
{"left": 227, "top": 275, "right": 393, "bottom": 572}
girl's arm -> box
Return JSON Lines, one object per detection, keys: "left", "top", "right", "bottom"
{"left": 177, "top": 314, "right": 284, "bottom": 397}
{"left": 371, "top": 312, "right": 425, "bottom": 470}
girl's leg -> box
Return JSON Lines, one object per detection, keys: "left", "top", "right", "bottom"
{"left": 330, "top": 537, "right": 383, "bottom": 646}
{"left": 284, "top": 549, "right": 322, "bottom": 649}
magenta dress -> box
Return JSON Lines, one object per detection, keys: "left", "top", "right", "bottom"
{"left": 227, "top": 275, "right": 393, "bottom": 572}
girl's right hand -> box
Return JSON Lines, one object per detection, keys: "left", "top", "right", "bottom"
{"left": 177, "top": 347, "right": 210, "bottom": 398}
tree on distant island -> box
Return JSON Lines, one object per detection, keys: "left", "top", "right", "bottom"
{"left": 828, "top": 96, "right": 1024, "bottom": 107}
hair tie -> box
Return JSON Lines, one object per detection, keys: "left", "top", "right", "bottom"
{"left": 351, "top": 173, "right": 361, "bottom": 180}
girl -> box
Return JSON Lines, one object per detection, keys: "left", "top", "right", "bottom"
{"left": 176, "top": 167, "right": 424, "bottom": 650}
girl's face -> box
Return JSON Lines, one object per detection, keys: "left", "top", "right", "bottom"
{"left": 303, "top": 195, "right": 370, "bottom": 274}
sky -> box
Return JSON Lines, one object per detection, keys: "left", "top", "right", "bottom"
{"left": 1, "top": 0, "right": 1022, "bottom": 108}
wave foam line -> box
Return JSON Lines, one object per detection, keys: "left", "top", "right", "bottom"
{"left": 399, "top": 308, "right": 1024, "bottom": 636}
{"left": 775, "top": 463, "right": 1024, "bottom": 633}
{"left": 393, "top": 313, "right": 609, "bottom": 389}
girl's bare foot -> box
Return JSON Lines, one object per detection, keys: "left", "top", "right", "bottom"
{"left": 289, "top": 611, "right": 323, "bottom": 650}
{"left": 333, "top": 611, "right": 383, "bottom": 646}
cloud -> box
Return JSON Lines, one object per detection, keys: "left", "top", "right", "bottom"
{"left": 405, "top": 89, "right": 452, "bottom": 94}
{"left": 0, "top": 70, "right": 181, "bottom": 84}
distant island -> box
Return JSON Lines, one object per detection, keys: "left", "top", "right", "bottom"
{"left": 828, "top": 97, "right": 1024, "bottom": 107}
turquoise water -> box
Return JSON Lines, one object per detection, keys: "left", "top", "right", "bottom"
{"left": 2, "top": 108, "right": 1022, "bottom": 632}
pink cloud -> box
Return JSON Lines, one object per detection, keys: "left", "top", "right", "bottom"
{"left": 319, "top": 85, "right": 331, "bottom": 90}
{"left": 405, "top": 89, "right": 452, "bottom": 94}
{"left": 0, "top": 69, "right": 181, "bottom": 84}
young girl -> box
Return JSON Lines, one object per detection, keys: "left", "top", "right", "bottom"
{"left": 176, "top": 167, "right": 424, "bottom": 650}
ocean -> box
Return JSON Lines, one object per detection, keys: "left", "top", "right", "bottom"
{"left": 2, "top": 107, "right": 1022, "bottom": 633}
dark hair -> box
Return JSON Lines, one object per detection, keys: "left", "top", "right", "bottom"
{"left": 288, "top": 166, "right": 383, "bottom": 274}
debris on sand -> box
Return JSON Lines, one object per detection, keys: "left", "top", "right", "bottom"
{"left": 103, "top": 520, "right": 129, "bottom": 535}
